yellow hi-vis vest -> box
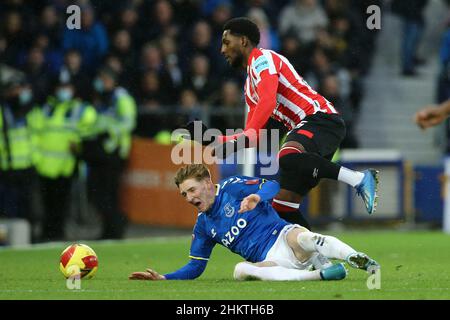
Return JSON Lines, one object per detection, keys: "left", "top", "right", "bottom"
{"left": 0, "top": 105, "right": 35, "bottom": 171}
{"left": 34, "top": 98, "right": 96, "bottom": 178}
{"left": 90, "top": 87, "right": 136, "bottom": 159}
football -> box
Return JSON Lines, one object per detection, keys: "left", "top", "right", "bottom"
{"left": 59, "top": 243, "right": 98, "bottom": 279}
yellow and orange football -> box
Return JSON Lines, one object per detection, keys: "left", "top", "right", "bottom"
{"left": 59, "top": 243, "right": 98, "bottom": 279}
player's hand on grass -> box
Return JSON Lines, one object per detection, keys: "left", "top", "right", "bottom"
{"left": 129, "top": 268, "right": 166, "bottom": 280}
{"left": 414, "top": 105, "right": 448, "bottom": 130}
{"left": 239, "top": 194, "right": 261, "bottom": 213}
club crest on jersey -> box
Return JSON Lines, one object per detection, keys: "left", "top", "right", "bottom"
{"left": 224, "top": 203, "right": 235, "bottom": 218}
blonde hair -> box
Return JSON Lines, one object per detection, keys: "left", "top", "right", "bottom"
{"left": 174, "top": 164, "right": 211, "bottom": 187}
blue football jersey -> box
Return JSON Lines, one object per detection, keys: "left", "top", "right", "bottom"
{"left": 188, "top": 176, "right": 289, "bottom": 263}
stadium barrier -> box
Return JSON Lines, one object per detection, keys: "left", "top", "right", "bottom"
{"left": 339, "top": 149, "right": 409, "bottom": 221}
{"left": 0, "top": 219, "right": 31, "bottom": 246}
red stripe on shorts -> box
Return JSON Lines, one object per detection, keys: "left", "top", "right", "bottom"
{"left": 297, "top": 129, "right": 314, "bottom": 139}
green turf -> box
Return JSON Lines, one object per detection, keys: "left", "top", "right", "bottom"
{"left": 0, "top": 231, "right": 449, "bottom": 300}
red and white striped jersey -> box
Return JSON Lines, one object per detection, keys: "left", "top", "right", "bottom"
{"left": 245, "top": 48, "right": 338, "bottom": 130}
{"left": 218, "top": 47, "right": 338, "bottom": 144}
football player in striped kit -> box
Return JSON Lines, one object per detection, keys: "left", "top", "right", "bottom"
{"left": 186, "top": 17, "right": 379, "bottom": 229}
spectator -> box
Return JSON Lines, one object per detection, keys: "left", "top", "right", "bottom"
{"left": 182, "top": 54, "right": 219, "bottom": 103}
{"left": 320, "top": 73, "right": 358, "bottom": 148}
{"left": 139, "top": 70, "right": 172, "bottom": 108}
{"left": 31, "top": 33, "right": 63, "bottom": 76}
{"left": 305, "top": 46, "right": 351, "bottom": 98}
{"left": 62, "top": 4, "right": 109, "bottom": 72}
{"left": 279, "top": 32, "right": 310, "bottom": 74}
{"left": 159, "top": 35, "right": 183, "bottom": 91}
{"left": 247, "top": 7, "right": 280, "bottom": 51}
{"left": 210, "top": 80, "right": 244, "bottom": 133}
{"left": 111, "top": 29, "right": 136, "bottom": 72}
{"left": 110, "top": 29, "right": 136, "bottom": 89}
{"left": 114, "top": 4, "right": 144, "bottom": 49}
{"left": 22, "top": 46, "right": 52, "bottom": 104}
{"left": 436, "top": 19, "right": 450, "bottom": 152}
{"left": 1, "top": 11, "right": 29, "bottom": 67}
{"left": 35, "top": 76, "right": 97, "bottom": 242}
{"left": 0, "top": 68, "right": 38, "bottom": 241}
{"left": 177, "top": 88, "right": 202, "bottom": 126}
{"left": 279, "top": 0, "right": 328, "bottom": 47}
{"left": 209, "top": 1, "right": 233, "bottom": 32}
{"left": 58, "top": 49, "right": 91, "bottom": 101}
{"left": 82, "top": 67, "right": 136, "bottom": 240}
{"left": 135, "top": 70, "right": 172, "bottom": 137}
{"left": 180, "top": 88, "right": 201, "bottom": 112}
{"left": 391, "top": 0, "right": 429, "bottom": 76}
{"left": 180, "top": 20, "right": 221, "bottom": 73}
{"left": 39, "top": 5, "right": 62, "bottom": 49}
{"left": 139, "top": 42, "right": 175, "bottom": 101}
{"left": 143, "top": 0, "right": 179, "bottom": 42}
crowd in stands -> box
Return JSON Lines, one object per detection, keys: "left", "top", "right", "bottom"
{"left": 1, "top": 0, "right": 381, "bottom": 148}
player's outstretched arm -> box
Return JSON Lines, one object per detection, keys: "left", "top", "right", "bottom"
{"left": 227, "top": 178, "right": 280, "bottom": 206}
{"left": 129, "top": 258, "right": 208, "bottom": 280}
{"left": 414, "top": 100, "right": 450, "bottom": 130}
{"left": 129, "top": 268, "right": 166, "bottom": 280}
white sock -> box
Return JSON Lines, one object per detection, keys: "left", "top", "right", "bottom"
{"left": 337, "top": 167, "right": 364, "bottom": 187}
{"left": 297, "top": 232, "right": 357, "bottom": 260}
{"left": 233, "top": 262, "right": 321, "bottom": 281}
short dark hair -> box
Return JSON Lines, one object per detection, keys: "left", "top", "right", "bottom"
{"left": 223, "top": 17, "right": 260, "bottom": 46}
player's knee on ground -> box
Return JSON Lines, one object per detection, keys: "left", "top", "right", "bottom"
{"left": 233, "top": 262, "right": 252, "bottom": 281}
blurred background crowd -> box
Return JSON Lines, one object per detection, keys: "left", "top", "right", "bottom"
{"left": 1, "top": 0, "right": 381, "bottom": 144}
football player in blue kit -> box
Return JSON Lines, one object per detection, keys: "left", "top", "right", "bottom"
{"left": 129, "top": 164, "right": 379, "bottom": 281}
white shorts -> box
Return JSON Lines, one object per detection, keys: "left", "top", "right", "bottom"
{"left": 263, "top": 224, "right": 313, "bottom": 270}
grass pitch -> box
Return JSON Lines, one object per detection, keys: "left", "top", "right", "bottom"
{"left": 0, "top": 231, "right": 449, "bottom": 300}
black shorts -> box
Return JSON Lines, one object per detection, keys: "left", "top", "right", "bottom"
{"left": 280, "top": 112, "right": 346, "bottom": 195}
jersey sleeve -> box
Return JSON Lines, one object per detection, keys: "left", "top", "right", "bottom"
{"left": 163, "top": 216, "right": 215, "bottom": 280}
{"left": 163, "top": 259, "right": 207, "bottom": 280}
{"left": 222, "top": 176, "right": 280, "bottom": 201}
{"left": 189, "top": 215, "right": 216, "bottom": 261}
{"left": 218, "top": 53, "right": 279, "bottom": 145}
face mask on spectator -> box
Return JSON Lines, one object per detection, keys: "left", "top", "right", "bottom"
{"left": 19, "top": 88, "right": 33, "bottom": 106}
{"left": 93, "top": 78, "right": 104, "bottom": 93}
{"left": 56, "top": 88, "right": 73, "bottom": 101}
